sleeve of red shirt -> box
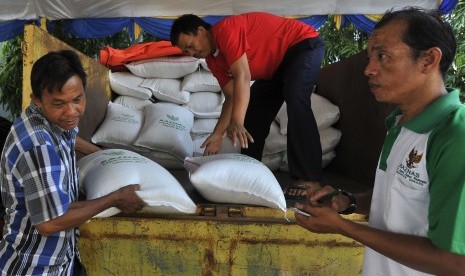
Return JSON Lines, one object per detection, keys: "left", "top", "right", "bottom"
{"left": 216, "top": 22, "right": 249, "bottom": 67}
{"left": 207, "top": 20, "right": 250, "bottom": 88}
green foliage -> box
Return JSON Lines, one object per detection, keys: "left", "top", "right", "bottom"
{"left": 48, "top": 23, "right": 134, "bottom": 59}
{"left": 318, "top": 2, "right": 465, "bottom": 101}
{"left": 48, "top": 23, "right": 159, "bottom": 60}
{"left": 318, "top": 16, "right": 368, "bottom": 65}
{"left": 0, "top": 36, "right": 23, "bottom": 119}
{"left": 444, "top": 1, "right": 465, "bottom": 101}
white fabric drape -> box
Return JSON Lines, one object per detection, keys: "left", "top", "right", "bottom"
{"left": 0, "top": 0, "right": 440, "bottom": 21}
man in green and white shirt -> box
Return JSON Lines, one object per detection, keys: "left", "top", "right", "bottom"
{"left": 294, "top": 7, "right": 465, "bottom": 275}
{"left": 364, "top": 88, "right": 465, "bottom": 275}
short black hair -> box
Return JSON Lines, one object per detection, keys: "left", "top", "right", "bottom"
{"left": 375, "top": 7, "right": 456, "bottom": 78}
{"left": 31, "top": 50, "right": 87, "bottom": 99}
{"left": 170, "top": 14, "right": 212, "bottom": 46}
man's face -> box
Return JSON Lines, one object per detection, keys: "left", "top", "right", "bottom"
{"left": 32, "top": 75, "right": 86, "bottom": 131}
{"left": 177, "top": 27, "right": 212, "bottom": 58}
{"left": 365, "top": 21, "right": 425, "bottom": 105}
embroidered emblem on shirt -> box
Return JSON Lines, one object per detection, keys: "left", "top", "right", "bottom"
{"left": 406, "top": 148, "right": 423, "bottom": 169}
{"left": 395, "top": 147, "right": 427, "bottom": 188}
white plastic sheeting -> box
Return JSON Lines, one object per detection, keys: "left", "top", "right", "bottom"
{"left": 0, "top": 0, "right": 440, "bottom": 21}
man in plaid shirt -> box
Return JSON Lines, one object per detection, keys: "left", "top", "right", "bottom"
{"left": 0, "top": 50, "right": 146, "bottom": 275}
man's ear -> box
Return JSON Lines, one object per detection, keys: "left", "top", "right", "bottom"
{"left": 197, "top": 26, "right": 206, "bottom": 36}
{"left": 421, "top": 47, "right": 442, "bottom": 73}
{"left": 30, "top": 93, "right": 42, "bottom": 109}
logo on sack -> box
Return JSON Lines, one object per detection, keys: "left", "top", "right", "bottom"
{"left": 159, "top": 114, "right": 186, "bottom": 131}
{"left": 406, "top": 148, "right": 423, "bottom": 169}
{"left": 167, "top": 114, "right": 179, "bottom": 121}
{"left": 102, "top": 150, "right": 125, "bottom": 156}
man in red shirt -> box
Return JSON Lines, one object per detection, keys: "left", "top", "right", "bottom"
{"left": 171, "top": 12, "right": 326, "bottom": 197}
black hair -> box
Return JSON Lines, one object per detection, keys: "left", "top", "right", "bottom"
{"left": 170, "top": 14, "right": 212, "bottom": 46}
{"left": 31, "top": 50, "right": 87, "bottom": 99}
{"left": 375, "top": 7, "right": 456, "bottom": 78}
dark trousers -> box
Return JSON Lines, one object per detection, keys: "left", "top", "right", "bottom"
{"left": 73, "top": 256, "right": 87, "bottom": 276}
{"left": 242, "top": 36, "right": 325, "bottom": 182}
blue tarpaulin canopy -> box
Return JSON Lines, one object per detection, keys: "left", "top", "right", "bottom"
{"left": 0, "top": 0, "right": 459, "bottom": 42}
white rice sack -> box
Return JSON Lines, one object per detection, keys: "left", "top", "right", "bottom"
{"left": 134, "top": 103, "right": 194, "bottom": 159}
{"left": 125, "top": 56, "right": 200, "bottom": 79}
{"left": 78, "top": 149, "right": 197, "bottom": 217}
{"left": 109, "top": 71, "right": 152, "bottom": 100}
{"left": 275, "top": 103, "right": 287, "bottom": 135}
{"left": 278, "top": 153, "right": 289, "bottom": 172}
{"left": 262, "top": 123, "right": 341, "bottom": 155}
{"left": 312, "top": 93, "right": 341, "bottom": 129}
{"left": 91, "top": 102, "right": 143, "bottom": 147}
{"left": 181, "top": 69, "right": 220, "bottom": 92}
{"left": 192, "top": 135, "right": 240, "bottom": 156}
{"left": 199, "top": 59, "right": 210, "bottom": 71}
{"left": 113, "top": 95, "right": 152, "bottom": 110}
{"left": 322, "top": 151, "right": 336, "bottom": 168}
{"left": 191, "top": 118, "right": 218, "bottom": 135}
{"left": 264, "top": 122, "right": 287, "bottom": 155}
{"left": 139, "top": 77, "right": 190, "bottom": 105}
{"left": 185, "top": 91, "right": 224, "bottom": 118}
{"left": 276, "top": 94, "right": 340, "bottom": 135}
{"left": 320, "top": 127, "right": 342, "bottom": 154}
{"left": 184, "top": 153, "right": 286, "bottom": 210}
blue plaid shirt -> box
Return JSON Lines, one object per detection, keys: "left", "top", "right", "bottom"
{"left": 0, "top": 103, "right": 79, "bottom": 276}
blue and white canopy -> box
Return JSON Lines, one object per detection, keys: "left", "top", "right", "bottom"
{"left": 0, "top": 0, "right": 458, "bottom": 42}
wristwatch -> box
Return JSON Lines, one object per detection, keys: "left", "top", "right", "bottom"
{"left": 338, "top": 189, "right": 357, "bottom": 215}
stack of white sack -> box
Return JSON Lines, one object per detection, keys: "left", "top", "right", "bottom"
{"left": 91, "top": 101, "right": 195, "bottom": 169}
{"left": 274, "top": 93, "right": 341, "bottom": 172}
{"left": 78, "top": 149, "right": 197, "bottom": 218}
{"left": 95, "top": 55, "right": 341, "bottom": 171}
{"left": 98, "top": 57, "right": 222, "bottom": 168}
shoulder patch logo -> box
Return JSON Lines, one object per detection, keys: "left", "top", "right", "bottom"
{"left": 406, "top": 147, "right": 423, "bottom": 169}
